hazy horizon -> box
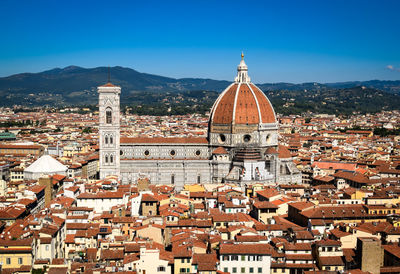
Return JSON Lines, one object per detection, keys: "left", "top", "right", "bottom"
{"left": 2, "top": 64, "right": 400, "bottom": 85}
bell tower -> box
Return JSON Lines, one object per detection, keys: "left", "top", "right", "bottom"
{"left": 98, "top": 81, "right": 121, "bottom": 179}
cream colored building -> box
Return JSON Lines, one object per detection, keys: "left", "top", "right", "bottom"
{"left": 125, "top": 246, "right": 171, "bottom": 273}
{"left": 0, "top": 238, "right": 34, "bottom": 269}
{"left": 135, "top": 224, "right": 164, "bottom": 245}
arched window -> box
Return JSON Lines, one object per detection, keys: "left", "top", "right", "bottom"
{"left": 105, "top": 155, "right": 108, "bottom": 163}
{"left": 110, "top": 136, "right": 113, "bottom": 144}
{"left": 105, "top": 136, "right": 108, "bottom": 144}
{"left": 171, "top": 174, "right": 175, "bottom": 184}
{"left": 106, "top": 108, "right": 112, "bottom": 124}
{"left": 110, "top": 154, "right": 114, "bottom": 163}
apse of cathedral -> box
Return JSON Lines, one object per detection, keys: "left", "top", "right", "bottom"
{"left": 98, "top": 55, "right": 301, "bottom": 189}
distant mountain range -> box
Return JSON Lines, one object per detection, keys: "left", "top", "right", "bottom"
{"left": 0, "top": 66, "right": 231, "bottom": 103}
{"left": 0, "top": 66, "right": 399, "bottom": 113}
{"left": 258, "top": 80, "right": 400, "bottom": 94}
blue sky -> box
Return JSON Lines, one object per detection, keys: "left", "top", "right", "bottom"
{"left": 1, "top": 0, "right": 399, "bottom": 83}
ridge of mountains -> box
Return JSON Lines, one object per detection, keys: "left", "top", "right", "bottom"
{"left": 0, "top": 65, "right": 399, "bottom": 115}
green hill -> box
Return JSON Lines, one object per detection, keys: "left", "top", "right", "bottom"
{"left": 0, "top": 65, "right": 399, "bottom": 116}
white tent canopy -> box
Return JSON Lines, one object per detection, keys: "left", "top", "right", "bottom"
{"left": 24, "top": 155, "right": 67, "bottom": 180}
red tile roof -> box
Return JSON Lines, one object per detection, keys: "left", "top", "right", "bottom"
{"left": 257, "top": 188, "right": 280, "bottom": 199}
{"left": 220, "top": 243, "right": 273, "bottom": 255}
{"left": 312, "top": 161, "right": 357, "bottom": 171}
{"left": 212, "top": 147, "right": 228, "bottom": 154}
{"left": 318, "top": 256, "right": 345, "bottom": 266}
{"left": 100, "top": 82, "right": 118, "bottom": 87}
{"left": 278, "top": 145, "right": 292, "bottom": 159}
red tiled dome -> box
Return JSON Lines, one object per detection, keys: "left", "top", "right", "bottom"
{"left": 210, "top": 82, "right": 276, "bottom": 125}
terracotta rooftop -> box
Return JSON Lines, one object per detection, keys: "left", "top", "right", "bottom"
{"left": 99, "top": 82, "right": 118, "bottom": 87}
{"left": 212, "top": 146, "right": 228, "bottom": 154}
{"left": 278, "top": 145, "right": 292, "bottom": 159}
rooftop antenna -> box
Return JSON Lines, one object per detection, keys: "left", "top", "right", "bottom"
{"left": 107, "top": 65, "right": 111, "bottom": 83}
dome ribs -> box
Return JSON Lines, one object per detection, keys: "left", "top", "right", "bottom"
{"left": 234, "top": 84, "right": 259, "bottom": 124}
{"left": 212, "top": 84, "right": 237, "bottom": 124}
{"left": 250, "top": 84, "right": 276, "bottom": 124}
{"left": 211, "top": 83, "right": 276, "bottom": 126}
{"left": 210, "top": 59, "right": 277, "bottom": 130}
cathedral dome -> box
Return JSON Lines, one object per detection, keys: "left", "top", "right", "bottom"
{"left": 209, "top": 54, "right": 277, "bottom": 133}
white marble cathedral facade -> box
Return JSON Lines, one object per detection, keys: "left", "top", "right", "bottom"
{"left": 99, "top": 56, "right": 301, "bottom": 189}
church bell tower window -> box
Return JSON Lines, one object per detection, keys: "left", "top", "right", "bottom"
{"left": 106, "top": 108, "right": 112, "bottom": 124}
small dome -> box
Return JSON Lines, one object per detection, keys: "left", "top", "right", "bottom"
{"left": 209, "top": 55, "right": 276, "bottom": 130}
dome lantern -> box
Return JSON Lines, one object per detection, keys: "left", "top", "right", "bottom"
{"left": 235, "top": 52, "right": 251, "bottom": 83}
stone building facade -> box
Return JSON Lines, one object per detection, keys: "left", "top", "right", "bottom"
{"left": 98, "top": 83, "right": 121, "bottom": 179}
{"left": 98, "top": 55, "right": 301, "bottom": 189}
